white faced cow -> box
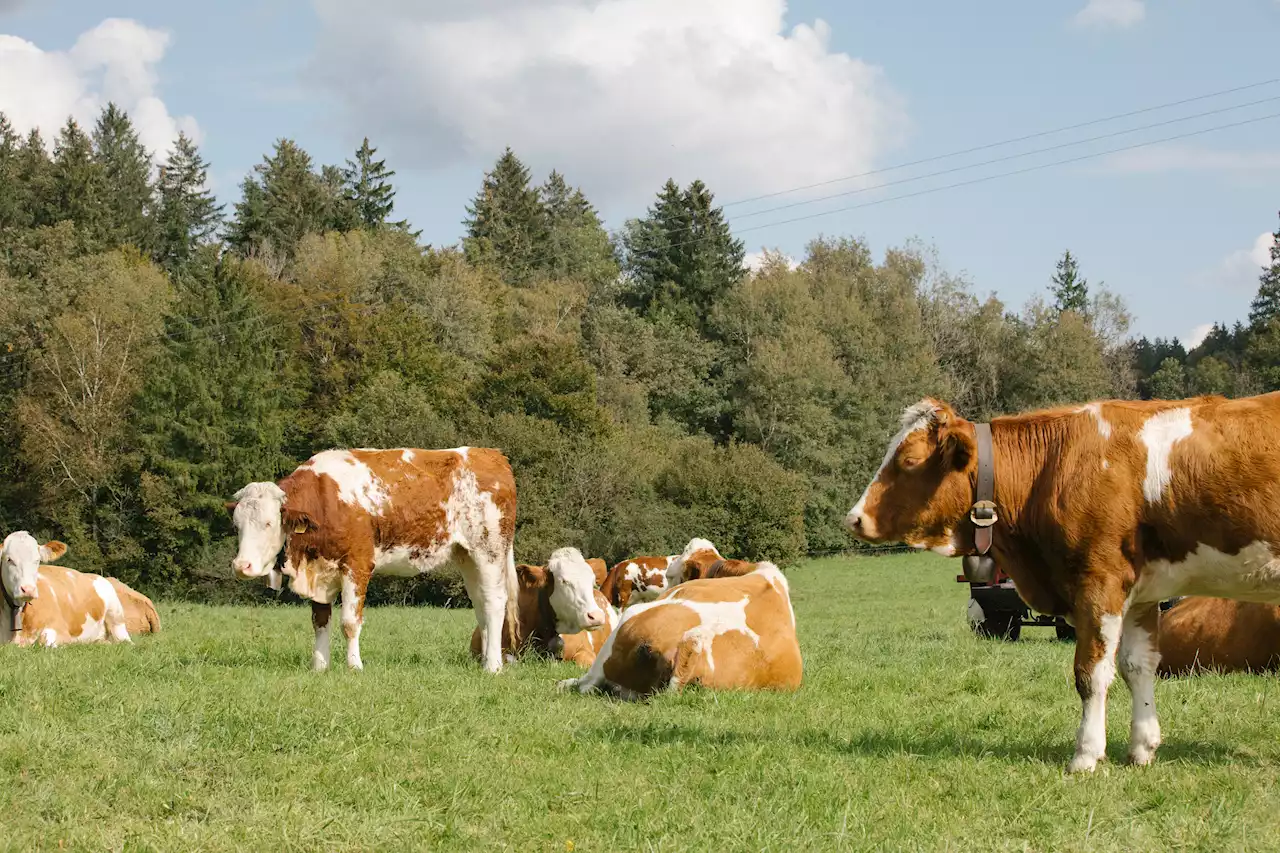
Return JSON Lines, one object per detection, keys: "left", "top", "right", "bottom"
{"left": 229, "top": 447, "right": 604, "bottom": 672}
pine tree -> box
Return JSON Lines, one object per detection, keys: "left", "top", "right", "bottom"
{"left": 225, "top": 176, "right": 268, "bottom": 258}
{"left": 539, "top": 170, "right": 617, "bottom": 287}
{"left": 621, "top": 178, "right": 744, "bottom": 329}
{"left": 464, "top": 147, "right": 548, "bottom": 286}
{"left": 1249, "top": 212, "right": 1280, "bottom": 329}
{"left": 0, "top": 113, "right": 23, "bottom": 232}
{"left": 226, "top": 139, "right": 328, "bottom": 260}
{"left": 154, "top": 132, "right": 223, "bottom": 271}
{"left": 1050, "top": 250, "right": 1089, "bottom": 315}
{"left": 92, "top": 103, "right": 154, "bottom": 250}
{"left": 342, "top": 138, "right": 402, "bottom": 229}
{"left": 49, "top": 118, "right": 107, "bottom": 238}
{"left": 15, "top": 129, "right": 53, "bottom": 229}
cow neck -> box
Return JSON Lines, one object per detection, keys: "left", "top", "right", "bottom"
{"left": 0, "top": 584, "right": 23, "bottom": 642}
{"left": 974, "top": 416, "right": 1061, "bottom": 538}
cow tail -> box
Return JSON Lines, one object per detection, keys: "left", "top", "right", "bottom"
{"left": 504, "top": 542, "right": 520, "bottom": 643}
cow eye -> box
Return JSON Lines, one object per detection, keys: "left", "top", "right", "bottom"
{"left": 902, "top": 457, "right": 923, "bottom": 469}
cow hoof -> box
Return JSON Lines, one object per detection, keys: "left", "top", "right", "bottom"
{"left": 1127, "top": 744, "right": 1159, "bottom": 766}
{"left": 556, "top": 677, "right": 581, "bottom": 693}
{"left": 1066, "top": 752, "right": 1103, "bottom": 774}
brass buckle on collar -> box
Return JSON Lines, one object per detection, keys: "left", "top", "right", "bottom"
{"left": 970, "top": 500, "right": 998, "bottom": 528}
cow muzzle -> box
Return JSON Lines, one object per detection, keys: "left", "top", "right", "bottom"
{"left": 232, "top": 558, "right": 261, "bottom": 579}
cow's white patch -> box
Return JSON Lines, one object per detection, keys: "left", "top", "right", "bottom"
{"left": 930, "top": 531, "right": 957, "bottom": 557}
{"left": 230, "top": 482, "right": 287, "bottom": 579}
{"left": 1102, "top": 459, "right": 1111, "bottom": 470}
{"left": 39, "top": 628, "right": 58, "bottom": 647}
{"left": 303, "top": 450, "right": 391, "bottom": 514}
{"left": 452, "top": 446, "right": 470, "bottom": 461}
{"left": 342, "top": 575, "right": 364, "bottom": 671}
{"left": 444, "top": 467, "right": 504, "bottom": 560}
{"left": 372, "top": 544, "right": 453, "bottom": 578}
{"left": 1076, "top": 402, "right": 1113, "bottom": 439}
{"left": 1069, "top": 613, "right": 1121, "bottom": 774}
{"left": 846, "top": 399, "right": 939, "bottom": 532}
{"left": 91, "top": 576, "right": 126, "bottom": 643}
{"left": 1130, "top": 540, "right": 1280, "bottom": 604}
{"left": 753, "top": 562, "right": 795, "bottom": 628}
{"left": 1138, "top": 408, "right": 1193, "bottom": 503}
{"left": 677, "top": 596, "right": 760, "bottom": 674}
{"left": 401, "top": 449, "right": 416, "bottom": 463}
{"left": 313, "top": 621, "right": 331, "bottom": 671}
{"left": 547, "top": 547, "right": 606, "bottom": 633}
{"left": 1118, "top": 616, "right": 1162, "bottom": 766}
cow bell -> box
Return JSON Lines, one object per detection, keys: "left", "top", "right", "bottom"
{"left": 962, "top": 554, "right": 997, "bottom": 584}
{"left": 268, "top": 567, "right": 283, "bottom": 592}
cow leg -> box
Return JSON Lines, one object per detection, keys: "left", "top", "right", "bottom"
{"left": 341, "top": 574, "right": 368, "bottom": 671}
{"left": 1068, "top": 584, "right": 1125, "bottom": 774}
{"left": 311, "top": 602, "right": 333, "bottom": 671}
{"left": 460, "top": 552, "right": 510, "bottom": 674}
{"left": 1119, "top": 601, "right": 1162, "bottom": 766}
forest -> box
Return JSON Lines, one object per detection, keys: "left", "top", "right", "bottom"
{"left": 1, "top": 104, "right": 1278, "bottom": 602}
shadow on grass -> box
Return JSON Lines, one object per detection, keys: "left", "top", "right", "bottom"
{"left": 581, "top": 721, "right": 1268, "bottom": 768}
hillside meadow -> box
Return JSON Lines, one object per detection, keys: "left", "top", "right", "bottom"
{"left": 2, "top": 552, "right": 1279, "bottom": 852}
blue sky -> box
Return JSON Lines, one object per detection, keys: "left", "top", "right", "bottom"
{"left": 1, "top": 0, "right": 1277, "bottom": 345}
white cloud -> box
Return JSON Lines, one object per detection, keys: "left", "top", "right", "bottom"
{"left": 0, "top": 18, "right": 198, "bottom": 158}
{"left": 310, "top": 0, "right": 906, "bottom": 208}
{"left": 1073, "top": 0, "right": 1145, "bottom": 29}
{"left": 1102, "top": 144, "right": 1280, "bottom": 175}
{"left": 745, "top": 248, "right": 799, "bottom": 273}
{"left": 1186, "top": 323, "right": 1214, "bottom": 349}
{"left": 1217, "top": 231, "right": 1277, "bottom": 290}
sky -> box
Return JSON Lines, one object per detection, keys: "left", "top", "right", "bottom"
{"left": 0, "top": 0, "right": 1277, "bottom": 346}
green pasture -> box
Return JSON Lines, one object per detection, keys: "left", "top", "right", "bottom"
{"left": 2, "top": 553, "right": 1278, "bottom": 852}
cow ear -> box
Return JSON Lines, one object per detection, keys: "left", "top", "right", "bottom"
{"left": 224, "top": 501, "right": 238, "bottom": 514}
{"left": 939, "top": 420, "right": 976, "bottom": 472}
{"left": 39, "top": 540, "right": 68, "bottom": 562}
{"left": 516, "top": 564, "right": 547, "bottom": 589}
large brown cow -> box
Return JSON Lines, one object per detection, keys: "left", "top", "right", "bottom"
{"left": 1157, "top": 597, "right": 1280, "bottom": 676}
{"left": 846, "top": 394, "right": 1280, "bottom": 772}
{"left": 468, "top": 548, "right": 616, "bottom": 667}
{"left": 2, "top": 532, "right": 155, "bottom": 647}
{"left": 229, "top": 447, "right": 605, "bottom": 672}
{"left": 558, "top": 562, "right": 802, "bottom": 699}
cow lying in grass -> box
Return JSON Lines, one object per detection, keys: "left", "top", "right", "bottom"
{"left": 470, "top": 548, "right": 615, "bottom": 668}
{"left": 558, "top": 562, "right": 802, "bottom": 699}
{"left": 664, "top": 538, "right": 757, "bottom": 587}
{"left": 1157, "top": 597, "right": 1280, "bottom": 676}
{"left": 1, "top": 532, "right": 158, "bottom": 647}
{"left": 600, "top": 554, "right": 674, "bottom": 609}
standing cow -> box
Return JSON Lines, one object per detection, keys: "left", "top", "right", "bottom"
{"left": 846, "top": 394, "right": 1280, "bottom": 772}
{"left": 229, "top": 447, "right": 605, "bottom": 672}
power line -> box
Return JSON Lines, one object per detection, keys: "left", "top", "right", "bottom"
{"left": 720, "top": 75, "right": 1280, "bottom": 209}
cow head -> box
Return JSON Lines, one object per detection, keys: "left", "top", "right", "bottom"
{"left": 1, "top": 532, "right": 66, "bottom": 604}
{"left": 227, "top": 482, "right": 287, "bottom": 582}
{"left": 545, "top": 547, "right": 608, "bottom": 633}
{"left": 844, "top": 398, "right": 977, "bottom": 554}
{"left": 664, "top": 538, "right": 721, "bottom": 588}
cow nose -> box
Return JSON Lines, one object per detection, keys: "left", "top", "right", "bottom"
{"left": 845, "top": 514, "right": 863, "bottom": 533}
{"left": 18, "top": 583, "right": 36, "bottom": 599}
{"left": 585, "top": 610, "right": 605, "bottom": 628}
{"left": 232, "top": 559, "right": 252, "bottom": 577}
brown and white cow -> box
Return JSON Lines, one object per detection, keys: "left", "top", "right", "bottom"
{"left": 600, "top": 554, "right": 674, "bottom": 609}
{"left": 1157, "top": 597, "right": 1280, "bottom": 677}
{"left": 846, "top": 394, "right": 1280, "bottom": 772}
{"left": 469, "top": 548, "right": 616, "bottom": 668}
{"left": 108, "top": 578, "right": 162, "bottom": 636}
{"left": 662, "top": 538, "right": 723, "bottom": 588}
{"left": 229, "top": 447, "right": 606, "bottom": 673}
{"left": 1, "top": 532, "right": 152, "bottom": 647}
{"left": 558, "top": 562, "right": 803, "bottom": 698}
{"left": 586, "top": 558, "right": 608, "bottom": 588}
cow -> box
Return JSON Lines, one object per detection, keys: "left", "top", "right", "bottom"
{"left": 1, "top": 532, "right": 152, "bottom": 648}
{"left": 107, "top": 578, "right": 162, "bottom": 636}
{"left": 228, "top": 447, "right": 606, "bottom": 673}
{"left": 845, "top": 394, "right": 1280, "bottom": 772}
{"left": 599, "top": 555, "right": 674, "bottom": 609}
{"left": 468, "top": 548, "right": 616, "bottom": 668}
{"left": 1157, "top": 597, "right": 1280, "bottom": 676}
{"left": 662, "top": 538, "right": 724, "bottom": 588}
{"left": 586, "top": 558, "right": 608, "bottom": 588}
{"left": 558, "top": 562, "right": 803, "bottom": 699}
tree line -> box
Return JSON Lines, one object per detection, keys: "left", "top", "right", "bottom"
{"left": 0, "top": 104, "right": 1275, "bottom": 602}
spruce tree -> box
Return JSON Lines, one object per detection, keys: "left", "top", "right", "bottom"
{"left": 92, "top": 103, "right": 154, "bottom": 250}
{"left": 1050, "top": 250, "right": 1089, "bottom": 315}
{"left": 1249, "top": 212, "right": 1280, "bottom": 329}
{"left": 539, "top": 170, "right": 617, "bottom": 287}
{"left": 49, "top": 118, "right": 107, "bottom": 238}
{"left": 15, "top": 129, "right": 53, "bottom": 229}
{"left": 226, "top": 139, "right": 328, "bottom": 260}
{"left": 464, "top": 147, "right": 548, "bottom": 286}
{"left": 342, "top": 137, "right": 402, "bottom": 229}
{"left": 621, "top": 178, "right": 744, "bottom": 329}
{"left": 154, "top": 132, "right": 223, "bottom": 271}
{"left": 0, "top": 113, "right": 23, "bottom": 232}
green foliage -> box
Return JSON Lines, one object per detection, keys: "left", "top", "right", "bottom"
{"left": 92, "top": 104, "right": 154, "bottom": 251}
{"left": 153, "top": 132, "right": 223, "bottom": 271}
{"left": 1249, "top": 212, "right": 1280, "bottom": 329}
{"left": 463, "top": 148, "right": 548, "bottom": 286}
{"left": 342, "top": 137, "right": 403, "bottom": 230}
{"left": 1145, "top": 357, "right": 1187, "bottom": 400}
{"left": 1049, "top": 249, "right": 1089, "bottom": 315}
{"left": 48, "top": 119, "right": 107, "bottom": 243}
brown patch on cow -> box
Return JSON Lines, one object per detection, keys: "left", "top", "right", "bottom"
{"left": 587, "top": 558, "right": 608, "bottom": 588}
{"left": 600, "top": 555, "right": 670, "bottom": 608}
{"left": 674, "top": 549, "right": 722, "bottom": 584}
{"left": 106, "top": 578, "right": 160, "bottom": 634}
{"left": 17, "top": 566, "right": 119, "bottom": 646}
{"left": 706, "top": 559, "right": 757, "bottom": 579}
{"left": 1158, "top": 597, "right": 1280, "bottom": 676}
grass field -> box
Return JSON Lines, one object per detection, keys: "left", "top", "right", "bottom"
{"left": 3, "top": 553, "right": 1280, "bottom": 852}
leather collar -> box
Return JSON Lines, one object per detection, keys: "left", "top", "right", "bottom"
{"left": 970, "top": 422, "right": 997, "bottom": 556}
